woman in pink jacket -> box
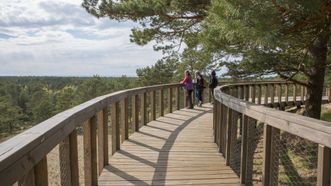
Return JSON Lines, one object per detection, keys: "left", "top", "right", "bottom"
{"left": 180, "top": 70, "right": 193, "bottom": 109}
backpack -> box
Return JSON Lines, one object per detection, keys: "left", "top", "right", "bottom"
{"left": 209, "top": 76, "right": 218, "bottom": 88}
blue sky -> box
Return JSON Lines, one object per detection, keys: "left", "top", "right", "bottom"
{"left": 0, "top": 0, "right": 163, "bottom": 76}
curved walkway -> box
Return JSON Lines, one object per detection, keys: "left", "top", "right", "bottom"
{"left": 98, "top": 104, "right": 240, "bottom": 185}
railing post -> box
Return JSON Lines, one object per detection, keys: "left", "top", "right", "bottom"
{"left": 34, "top": 157, "right": 48, "bottom": 186}
{"left": 225, "top": 107, "right": 233, "bottom": 165}
{"left": 159, "top": 88, "right": 164, "bottom": 116}
{"left": 140, "top": 93, "right": 146, "bottom": 126}
{"left": 111, "top": 102, "right": 120, "bottom": 154}
{"left": 245, "top": 85, "right": 249, "bottom": 101}
{"left": 183, "top": 88, "right": 187, "bottom": 108}
{"left": 169, "top": 87, "right": 173, "bottom": 113}
{"left": 121, "top": 98, "right": 129, "bottom": 142}
{"left": 251, "top": 85, "right": 256, "bottom": 103}
{"left": 258, "top": 85, "right": 262, "bottom": 104}
{"left": 132, "top": 95, "right": 139, "bottom": 132}
{"left": 285, "top": 83, "right": 289, "bottom": 104}
{"left": 270, "top": 84, "right": 275, "bottom": 106}
{"left": 240, "top": 114, "right": 249, "bottom": 184}
{"left": 176, "top": 87, "right": 180, "bottom": 110}
{"left": 277, "top": 84, "right": 282, "bottom": 106}
{"left": 102, "top": 108, "right": 109, "bottom": 165}
{"left": 263, "top": 125, "right": 280, "bottom": 186}
{"left": 317, "top": 145, "right": 331, "bottom": 186}
{"left": 293, "top": 84, "right": 297, "bottom": 104}
{"left": 213, "top": 99, "right": 218, "bottom": 143}
{"left": 264, "top": 84, "right": 269, "bottom": 105}
{"left": 218, "top": 102, "right": 223, "bottom": 150}
{"left": 328, "top": 87, "right": 331, "bottom": 102}
{"left": 18, "top": 169, "right": 35, "bottom": 186}
{"left": 59, "top": 130, "right": 79, "bottom": 186}
{"left": 83, "top": 116, "right": 98, "bottom": 186}
{"left": 301, "top": 85, "right": 305, "bottom": 103}
{"left": 151, "top": 91, "right": 156, "bottom": 120}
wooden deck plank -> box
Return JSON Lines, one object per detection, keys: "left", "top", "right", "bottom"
{"left": 99, "top": 104, "right": 240, "bottom": 186}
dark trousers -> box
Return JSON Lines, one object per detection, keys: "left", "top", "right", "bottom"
{"left": 186, "top": 90, "right": 193, "bottom": 108}
{"left": 195, "top": 89, "right": 203, "bottom": 105}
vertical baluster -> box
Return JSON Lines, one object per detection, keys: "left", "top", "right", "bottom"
{"left": 121, "top": 98, "right": 129, "bottom": 142}
{"left": 151, "top": 91, "right": 156, "bottom": 120}
{"left": 183, "top": 88, "right": 187, "bottom": 108}
{"left": 270, "top": 84, "right": 275, "bottom": 106}
{"left": 160, "top": 89, "right": 164, "bottom": 116}
{"left": 285, "top": 83, "right": 289, "bottom": 104}
{"left": 176, "top": 87, "right": 180, "bottom": 110}
{"left": 18, "top": 169, "right": 35, "bottom": 186}
{"left": 240, "top": 115, "right": 249, "bottom": 184}
{"left": 111, "top": 102, "right": 120, "bottom": 154}
{"left": 169, "top": 87, "right": 173, "bottom": 113}
{"left": 213, "top": 99, "right": 218, "bottom": 143}
{"left": 245, "top": 85, "right": 249, "bottom": 101}
{"left": 140, "top": 93, "right": 146, "bottom": 126}
{"left": 317, "top": 145, "right": 331, "bottom": 186}
{"left": 301, "top": 85, "right": 305, "bottom": 103}
{"left": 69, "top": 130, "right": 79, "bottom": 186}
{"left": 251, "top": 85, "right": 256, "bottom": 103}
{"left": 328, "top": 87, "right": 331, "bottom": 102}
{"left": 102, "top": 108, "right": 109, "bottom": 165}
{"left": 225, "top": 107, "right": 233, "bottom": 165}
{"left": 84, "top": 116, "right": 98, "bottom": 186}
{"left": 59, "top": 129, "right": 79, "bottom": 186}
{"left": 258, "top": 85, "right": 262, "bottom": 104}
{"left": 263, "top": 125, "right": 280, "bottom": 186}
{"left": 34, "top": 157, "right": 49, "bottom": 186}
{"left": 264, "top": 84, "right": 269, "bottom": 105}
{"left": 293, "top": 84, "right": 297, "bottom": 104}
{"left": 278, "top": 84, "right": 282, "bottom": 105}
{"left": 132, "top": 95, "right": 139, "bottom": 132}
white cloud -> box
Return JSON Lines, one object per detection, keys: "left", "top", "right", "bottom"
{"left": 0, "top": 0, "right": 162, "bottom": 76}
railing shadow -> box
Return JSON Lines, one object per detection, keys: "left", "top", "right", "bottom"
{"left": 151, "top": 107, "right": 211, "bottom": 185}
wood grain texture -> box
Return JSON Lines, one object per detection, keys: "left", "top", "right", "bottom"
{"left": 98, "top": 104, "right": 240, "bottom": 186}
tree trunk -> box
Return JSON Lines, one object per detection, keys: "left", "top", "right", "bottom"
{"left": 304, "top": 32, "right": 329, "bottom": 119}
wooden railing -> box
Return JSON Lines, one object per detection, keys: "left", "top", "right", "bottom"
{"left": 213, "top": 81, "right": 331, "bottom": 186}
{"left": 0, "top": 83, "right": 208, "bottom": 186}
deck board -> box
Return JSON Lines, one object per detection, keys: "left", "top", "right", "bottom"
{"left": 99, "top": 104, "right": 240, "bottom": 186}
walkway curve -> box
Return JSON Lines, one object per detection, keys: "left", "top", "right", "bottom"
{"left": 98, "top": 104, "right": 240, "bottom": 186}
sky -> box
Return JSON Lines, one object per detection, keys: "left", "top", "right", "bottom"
{"left": 0, "top": 0, "right": 163, "bottom": 77}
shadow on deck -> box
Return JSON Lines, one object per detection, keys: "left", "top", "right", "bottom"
{"left": 98, "top": 104, "right": 241, "bottom": 186}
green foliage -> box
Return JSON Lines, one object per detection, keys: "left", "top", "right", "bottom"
{"left": 82, "top": 0, "right": 210, "bottom": 52}
{"left": 136, "top": 58, "right": 179, "bottom": 86}
{"left": 0, "top": 76, "right": 138, "bottom": 139}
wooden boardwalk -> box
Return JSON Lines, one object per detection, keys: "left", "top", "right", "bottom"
{"left": 98, "top": 104, "right": 240, "bottom": 186}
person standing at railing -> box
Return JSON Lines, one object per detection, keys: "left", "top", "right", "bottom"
{"left": 194, "top": 71, "right": 205, "bottom": 107}
{"left": 209, "top": 70, "right": 218, "bottom": 103}
{"left": 181, "top": 70, "right": 194, "bottom": 109}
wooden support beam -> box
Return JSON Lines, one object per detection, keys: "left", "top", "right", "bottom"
{"left": 83, "top": 116, "right": 98, "bottom": 186}
{"left": 151, "top": 91, "right": 156, "bottom": 120}
{"left": 34, "top": 157, "right": 48, "bottom": 186}
{"left": 132, "top": 95, "right": 139, "bottom": 132}
{"left": 240, "top": 115, "right": 248, "bottom": 184}
{"left": 159, "top": 89, "right": 164, "bottom": 116}
{"left": 121, "top": 98, "right": 129, "bottom": 142}
{"left": 169, "top": 87, "right": 173, "bottom": 113}
{"left": 317, "top": 145, "right": 331, "bottom": 186}
{"left": 225, "top": 107, "right": 233, "bottom": 165}
{"left": 176, "top": 87, "right": 180, "bottom": 111}
{"left": 111, "top": 102, "right": 120, "bottom": 154}
{"left": 140, "top": 93, "right": 146, "bottom": 126}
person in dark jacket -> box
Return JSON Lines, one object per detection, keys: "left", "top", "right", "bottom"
{"left": 208, "top": 70, "right": 218, "bottom": 102}
{"left": 195, "top": 71, "right": 205, "bottom": 107}
{"left": 180, "top": 70, "right": 193, "bottom": 109}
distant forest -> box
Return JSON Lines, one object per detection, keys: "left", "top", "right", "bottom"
{"left": 0, "top": 76, "right": 138, "bottom": 140}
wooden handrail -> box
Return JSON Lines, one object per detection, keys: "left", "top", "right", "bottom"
{"left": 0, "top": 83, "right": 190, "bottom": 186}
{"left": 213, "top": 81, "right": 331, "bottom": 186}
